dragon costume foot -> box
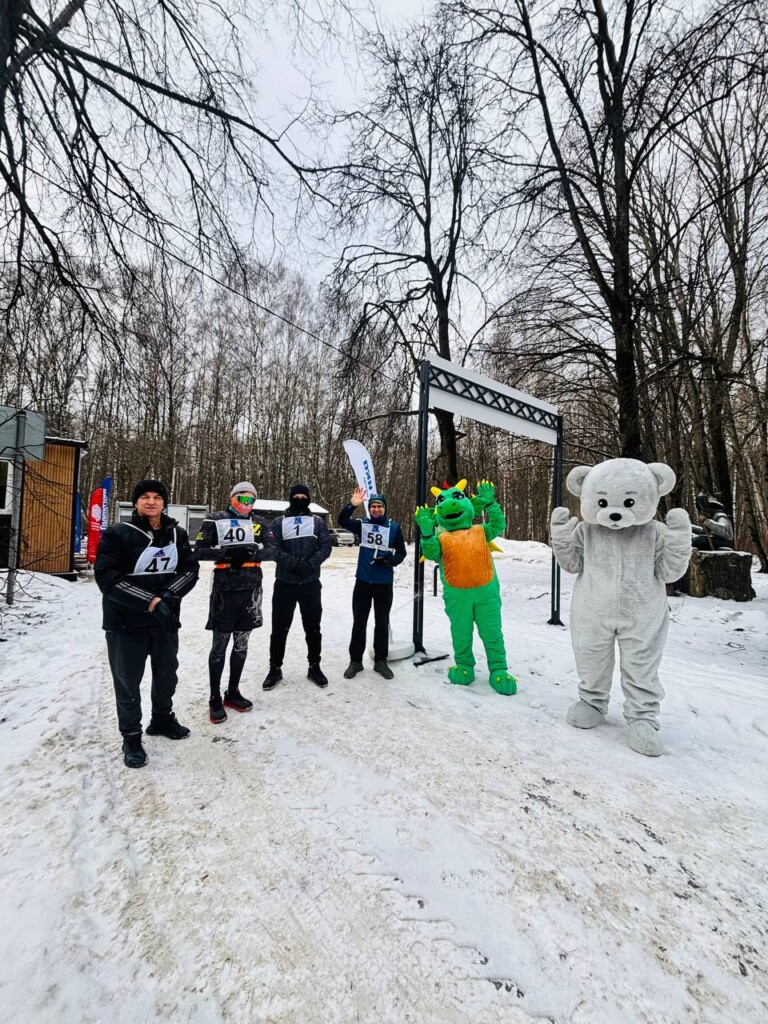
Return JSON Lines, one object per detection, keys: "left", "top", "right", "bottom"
{"left": 489, "top": 670, "right": 517, "bottom": 695}
{"left": 448, "top": 664, "right": 475, "bottom": 686}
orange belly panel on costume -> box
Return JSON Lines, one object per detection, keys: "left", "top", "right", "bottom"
{"left": 439, "top": 525, "right": 493, "bottom": 588}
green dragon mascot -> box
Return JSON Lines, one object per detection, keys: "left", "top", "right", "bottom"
{"left": 415, "top": 480, "right": 517, "bottom": 695}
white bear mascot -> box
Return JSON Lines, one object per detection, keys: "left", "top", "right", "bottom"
{"left": 550, "top": 459, "right": 692, "bottom": 757}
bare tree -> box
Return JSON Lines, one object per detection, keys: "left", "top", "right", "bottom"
{"left": 325, "top": 18, "right": 517, "bottom": 480}
{"left": 0, "top": 0, "right": 334, "bottom": 343}
{"left": 451, "top": 0, "right": 764, "bottom": 458}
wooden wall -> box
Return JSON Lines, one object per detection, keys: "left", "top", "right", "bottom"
{"left": 20, "top": 443, "right": 78, "bottom": 574}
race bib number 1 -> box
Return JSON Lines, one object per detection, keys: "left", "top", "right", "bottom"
{"left": 361, "top": 523, "right": 390, "bottom": 550}
{"left": 216, "top": 519, "right": 255, "bottom": 546}
{"left": 282, "top": 516, "right": 314, "bottom": 540}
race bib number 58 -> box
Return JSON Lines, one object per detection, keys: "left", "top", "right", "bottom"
{"left": 361, "top": 523, "right": 390, "bottom": 549}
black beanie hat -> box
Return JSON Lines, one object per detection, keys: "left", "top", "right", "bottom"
{"left": 289, "top": 483, "right": 311, "bottom": 502}
{"left": 131, "top": 478, "right": 169, "bottom": 507}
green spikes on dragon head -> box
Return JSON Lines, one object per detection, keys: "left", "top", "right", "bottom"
{"left": 430, "top": 479, "right": 476, "bottom": 532}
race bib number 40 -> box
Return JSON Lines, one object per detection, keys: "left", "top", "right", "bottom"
{"left": 361, "top": 523, "right": 390, "bottom": 550}
{"left": 282, "top": 516, "right": 315, "bottom": 540}
{"left": 132, "top": 544, "right": 179, "bottom": 575}
{"left": 216, "top": 519, "right": 255, "bottom": 546}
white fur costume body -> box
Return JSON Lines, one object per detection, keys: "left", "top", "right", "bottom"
{"left": 550, "top": 459, "right": 692, "bottom": 755}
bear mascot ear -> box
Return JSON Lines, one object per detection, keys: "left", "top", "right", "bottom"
{"left": 566, "top": 465, "right": 592, "bottom": 496}
{"left": 647, "top": 463, "right": 676, "bottom": 496}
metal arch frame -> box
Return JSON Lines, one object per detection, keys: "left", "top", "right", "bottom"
{"left": 413, "top": 359, "right": 564, "bottom": 653}
{"left": 427, "top": 362, "right": 561, "bottom": 435}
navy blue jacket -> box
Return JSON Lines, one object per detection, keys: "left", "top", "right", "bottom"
{"left": 338, "top": 504, "right": 407, "bottom": 584}
{"left": 268, "top": 512, "right": 332, "bottom": 584}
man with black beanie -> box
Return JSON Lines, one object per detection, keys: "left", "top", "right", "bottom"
{"left": 95, "top": 479, "right": 198, "bottom": 768}
{"left": 263, "top": 484, "right": 333, "bottom": 689}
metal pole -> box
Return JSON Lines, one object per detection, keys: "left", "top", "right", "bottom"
{"left": 548, "top": 416, "right": 564, "bottom": 625}
{"left": 6, "top": 411, "right": 27, "bottom": 606}
{"left": 412, "top": 360, "right": 430, "bottom": 651}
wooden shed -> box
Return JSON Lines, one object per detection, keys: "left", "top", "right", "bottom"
{"left": 16, "top": 437, "right": 87, "bottom": 578}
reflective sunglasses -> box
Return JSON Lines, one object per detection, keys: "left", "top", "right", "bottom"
{"left": 233, "top": 494, "right": 256, "bottom": 506}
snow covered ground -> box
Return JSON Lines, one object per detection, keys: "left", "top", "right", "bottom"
{"left": 1, "top": 542, "right": 766, "bottom": 1024}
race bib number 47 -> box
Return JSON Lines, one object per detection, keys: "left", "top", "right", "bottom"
{"left": 282, "top": 516, "right": 314, "bottom": 540}
{"left": 361, "top": 523, "right": 390, "bottom": 550}
{"left": 216, "top": 519, "right": 255, "bottom": 546}
{"left": 132, "top": 544, "right": 179, "bottom": 575}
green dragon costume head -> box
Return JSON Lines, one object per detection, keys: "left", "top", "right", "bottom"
{"left": 430, "top": 480, "right": 475, "bottom": 531}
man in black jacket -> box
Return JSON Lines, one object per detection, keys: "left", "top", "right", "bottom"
{"left": 95, "top": 479, "right": 198, "bottom": 768}
{"left": 264, "top": 484, "right": 333, "bottom": 690}
{"left": 195, "top": 481, "right": 270, "bottom": 723}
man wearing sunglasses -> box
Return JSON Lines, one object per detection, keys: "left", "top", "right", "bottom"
{"left": 195, "top": 482, "right": 270, "bottom": 723}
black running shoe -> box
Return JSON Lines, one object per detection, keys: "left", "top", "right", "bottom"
{"left": 122, "top": 734, "right": 147, "bottom": 768}
{"left": 307, "top": 663, "right": 328, "bottom": 688}
{"left": 209, "top": 695, "right": 227, "bottom": 724}
{"left": 224, "top": 689, "right": 253, "bottom": 712}
{"left": 145, "top": 712, "right": 191, "bottom": 739}
{"left": 262, "top": 666, "right": 283, "bottom": 691}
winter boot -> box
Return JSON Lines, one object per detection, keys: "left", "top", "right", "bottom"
{"left": 122, "top": 734, "right": 148, "bottom": 769}
{"left": 307, "top": 663, "right": 328, "bottom": 688}
{"left": 344, "top": 660, "right": 364, "bottom": 679}
{"left": 145, "top": 712, "right": 191, "bottom": 740}
{"left": 224, "top": 688, "right": 253, "bottom": 712}
{"left": 373, "top": 659, "right": 394, "bottom": 680}
{"left": 262, "top": 665, "right": 283, "bottom": 691}
{"left": 209, "top": 694, "right": 227, "bottom": 724}
{"left": 566, "top": 700, "right": 604, "bottom": 730}
{"left": 628, "top": 720, "right": 662, "bottom": 757}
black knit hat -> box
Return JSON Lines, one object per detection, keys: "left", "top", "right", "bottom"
{"left": 131, "top": 478, "right": 169, "bottom": 507}
{"left": 289, "top": 483, "right": 311, "bottom": 501}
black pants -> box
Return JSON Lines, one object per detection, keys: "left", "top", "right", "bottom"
{"left": 350, "top": 580, "right": 393, "bottom": 661}
{"left": 106, "top": 629, "right": 179, "bottom": 736}
{"left": 269, "top": 579, "right": 322, "bottom": 666}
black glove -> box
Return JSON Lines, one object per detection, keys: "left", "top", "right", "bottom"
{"left": 293, "top": 559, "right": 313, "bottom": 578}
{"left": 373, "top": 554, "right": 393, "bottom": 568}
{"left": 152, "top": 599, "right": 179, "bottom": 632}
{"left": 228, "top": 547, "right": 249, "bottom": 569}
{"left": 159, "top": 589, "right": 181, "bottom": 614}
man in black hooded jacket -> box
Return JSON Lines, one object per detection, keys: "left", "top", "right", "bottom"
{"left": 95, "top": 479, "right": 198, "bottom": 768}
{"left": 263, "top": 483, "right": 332, "bottom": 690}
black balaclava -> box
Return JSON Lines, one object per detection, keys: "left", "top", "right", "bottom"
{"left": 287, "top": 483, "right": 311, "bottom": 515}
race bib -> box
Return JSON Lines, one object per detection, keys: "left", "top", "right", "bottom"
{"left": 282, "top": 516, "right": 315, "bottom": 540}
{"left": 132, "top": 542, "right": 179, "bottom": 575}
{"left": 361, "top": 523, "right": 390, "bottom": 550}
{"left": 215, "top": 518, "right": 255, "bottom": 547}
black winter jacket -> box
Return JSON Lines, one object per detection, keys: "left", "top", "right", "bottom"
{"left": 95, "top": 511, "right": 198, "bottom": 630}
{"left": 195, "top": 509, "right": 271, "bottom": 592}
{"left": 267, "top": 511, "right": 332, "bottom": 584}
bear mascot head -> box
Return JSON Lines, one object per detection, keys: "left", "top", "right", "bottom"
{"left": 566, "top": 458, "right": 676, "bottom": 530}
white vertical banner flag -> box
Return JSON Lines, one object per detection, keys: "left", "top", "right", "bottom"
{"left": 343, "top": 440, "right": 377, "bottom": 516}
